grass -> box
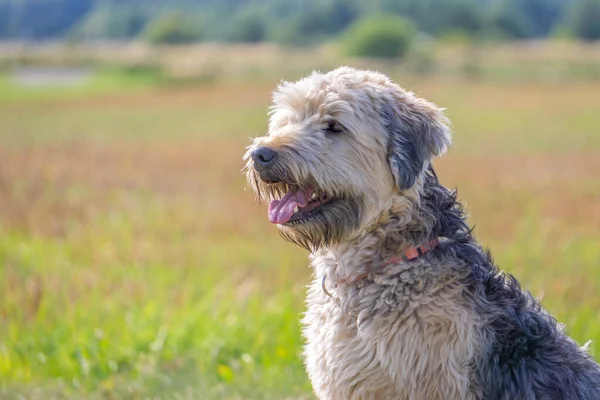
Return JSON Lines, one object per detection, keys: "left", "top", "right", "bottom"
{"left": 0, "top": 67, "right": 164, "bottom": 104}
{"left": 0, "top": 49, "right": 599, "bottom": 398}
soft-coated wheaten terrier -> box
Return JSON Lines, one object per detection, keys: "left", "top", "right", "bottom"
{"left": 244, "top": 67, "right": 600, "bottom": 399}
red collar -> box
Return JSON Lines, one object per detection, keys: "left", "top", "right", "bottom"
{"left": 330, "top": 238, "right": 440, "bottom": 288}
{"left": 388, "top": 237, "right": 440, "bottom": 263}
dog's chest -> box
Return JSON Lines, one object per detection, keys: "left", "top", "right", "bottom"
{"left": 302, "top": 272, "right": 479, "bottom": 400}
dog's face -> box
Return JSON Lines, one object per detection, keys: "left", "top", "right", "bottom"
{"left": 244, "top": 67, "right": 451, "bottom": 250}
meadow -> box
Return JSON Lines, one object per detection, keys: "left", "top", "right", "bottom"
{"left": 0, "top": 43, "right": 599, "bottom": 399}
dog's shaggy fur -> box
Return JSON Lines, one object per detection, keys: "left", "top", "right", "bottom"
{"left": 244, "top": 67, "right": 600, "bottom": 399}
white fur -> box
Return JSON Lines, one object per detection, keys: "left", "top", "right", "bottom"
{"left": 302, "top": 238, "right": 483, "bottom": 400}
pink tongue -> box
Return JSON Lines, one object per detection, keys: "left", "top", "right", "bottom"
{"left": 268, "top": 188, "right": 313, "bottom": 224}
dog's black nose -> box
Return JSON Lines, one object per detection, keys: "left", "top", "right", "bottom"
{"left": 251, "top": 147, "right": 277, "bottom": 168}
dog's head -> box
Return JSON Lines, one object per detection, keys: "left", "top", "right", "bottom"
{"left": 244, "top": 67, "right": 451, "bottom": 250}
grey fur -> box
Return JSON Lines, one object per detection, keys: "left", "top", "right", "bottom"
{"left": 419, "top": 170, "right": 600, "bottom": 399}
{"left": 382, "top": 101, "right": 449, "bottom": 190}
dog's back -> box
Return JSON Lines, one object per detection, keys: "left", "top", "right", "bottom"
{"left": 476, "top": 268, "right": 600, "bottom": 399}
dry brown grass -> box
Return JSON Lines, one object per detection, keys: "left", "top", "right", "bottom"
{"left": 438, "top": 152, "right": 600, "bottom": 240}
{"left": 3, "top": 140, "right": 597, "bottom": 242}
{"left": 0, "top": 138, "right": 256, "bottom": 237}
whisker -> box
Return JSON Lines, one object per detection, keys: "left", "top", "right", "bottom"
{"left": 252, "top": 172, "right": 262, "bottom": 203}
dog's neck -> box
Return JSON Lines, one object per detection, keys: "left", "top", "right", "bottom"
{"left": 311, "top": 169, "right": 459, "bottom": 286}
{"left": 311, "top": 192, "right": 431, "bottom": 284}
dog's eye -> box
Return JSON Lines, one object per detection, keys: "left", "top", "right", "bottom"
{"left": 324, "top": 120, "right": 343, "bottom": 134}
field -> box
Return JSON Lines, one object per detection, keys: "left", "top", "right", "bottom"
{"left": 0, "top": 43, "right": 599, "bottom": 399}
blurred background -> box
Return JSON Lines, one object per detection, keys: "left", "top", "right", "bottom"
{"left": 0, "top": 0, "right": 599, "bottom": 399}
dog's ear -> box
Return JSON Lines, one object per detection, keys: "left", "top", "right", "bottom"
{"left": 382, "top": 93, "right": 451, "bottom": 190}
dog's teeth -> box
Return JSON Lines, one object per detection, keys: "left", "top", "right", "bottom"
{"left": 293, "top": 206, "right": 299, "bottom": 213}
{"left": 311, "top": 193, "right": 317, "bottom": 200}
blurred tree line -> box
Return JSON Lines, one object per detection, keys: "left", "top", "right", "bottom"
{"left": 0, "top": 0, "right": 599, "bottom": 45}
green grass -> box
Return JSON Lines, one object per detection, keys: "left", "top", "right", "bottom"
{"left": 0, "top": 103, "right": 268, "bottom": 146}
{"left": 0, "top": 67, "right": 164, "bottom": 104}
{"left": 1, "top": 67, "right": 599, "bottom": 399}
{"left": 0, "top": 194, "right": 311, "bottom": 399}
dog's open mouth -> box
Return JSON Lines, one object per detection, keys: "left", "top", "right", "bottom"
{"left": 268, "top": 186, "right": 331, "bottom": 225}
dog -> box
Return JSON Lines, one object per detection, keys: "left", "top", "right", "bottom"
{"left": 243, "top": 67, "right": 600, "bottom": 399}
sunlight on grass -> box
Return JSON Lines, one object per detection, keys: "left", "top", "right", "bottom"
{"left": 0, "top": 69, "right": 161, "bottom": 104}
